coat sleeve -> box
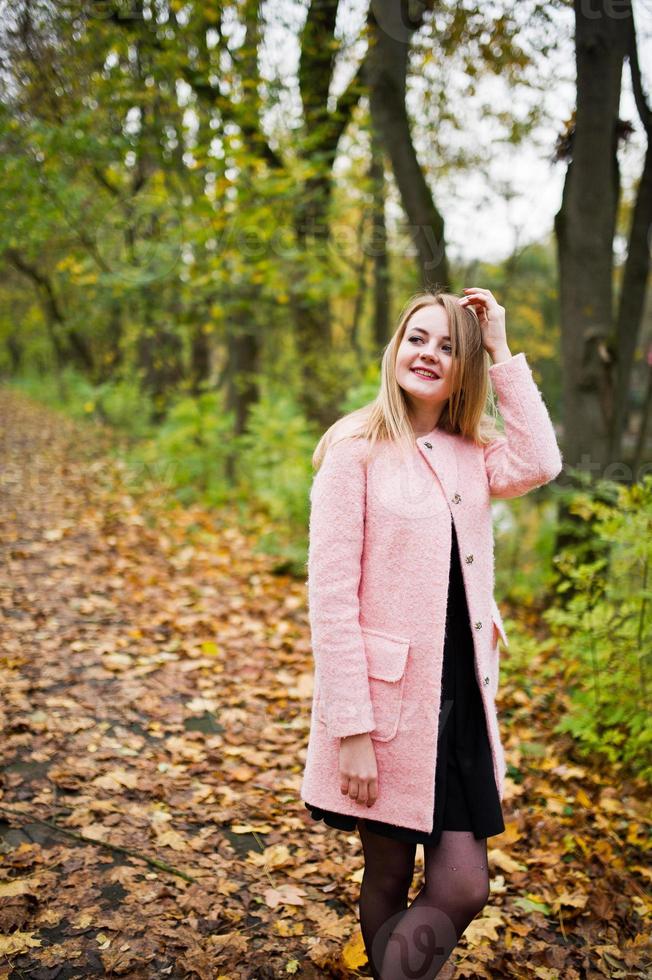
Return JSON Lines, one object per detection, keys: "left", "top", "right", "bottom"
{"left": 483, "top": 352, "right": 563, "bottom": 499}
{"left": 307, "top": 438, "right": 376, "bottom": 739}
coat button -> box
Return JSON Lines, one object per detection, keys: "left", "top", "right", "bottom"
{"left": 452, "top": 492, "right": 462, "bottom": 504}
{"left": 474, "top": 621, "right": 482, "bottom": 630}
{"left": 483, "top": 675, "right": 490, "bottom": 685}
{"left": 465, "top": 554, "right": 474, "bottom": 563}
{"left": 424, "top": 441, "right": 432, "bottom": 449}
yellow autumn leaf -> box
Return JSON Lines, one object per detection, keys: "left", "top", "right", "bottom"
{"left": 154, "top": 828, "right": 188, "bottom": 851}
{"left": 575, "top": 789, "right": 592, "bottom": 807}
{"left": 626, "top": 824, "right": 647, "bottom": 846}
{"left": 500, "top": 820, "right": 523, "bottom": 844}
{"left": 72, "top": 912, "right": 94, "bottom": 929}
{"left": 0, "top": 880, "right": 34, "bottom": 897}
{"left": 248, "top": 844, "right": 293, "bottom": 869}
{"left": 0, "top": 932, "right": 42, "bottom": 955}
{"left": 92, "top": 768, "right": 139, "bottom": 790}
{"left": 312, "top": 907, "right": 349, "bottom": 940}
{"left": 631, "top": 895, "right": 652, "bottom": 918}
{"left": 273, "top": 919, "right": 304, "bottom": 937}
{"left": 230, "top": 822, "right": 273, "bottom": 834}
{"left": 632, "top": 864, "right": 652, "bottom": 882}
{"left": 550, "top": 889, "right": 588, "bottom": 912}
{"left": 599, "top": 796, "right": 622, "bottom": 813}
{"left": 81, "top": 823, "right": 109, "bottom": 841}
{"left": 575, "top": 834, "right": 594, "bottom": 857}
{"left": 488, "top": 847, "right": 526, "bottom": 873}
{"left": 341, "top": 930, "right": 368, "bottom": 970}
{"left": 463, "top": 911, "right": 505, "bottom": 945}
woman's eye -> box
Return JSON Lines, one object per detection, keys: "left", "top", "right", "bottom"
{"left": 407, "top": 337, "right": 452, "bottom": 354}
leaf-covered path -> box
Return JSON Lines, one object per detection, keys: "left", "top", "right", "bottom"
{"left": 0, "top": 389, "right": 650, "bottom": 979}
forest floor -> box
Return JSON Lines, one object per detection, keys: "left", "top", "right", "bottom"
{"left": 0, "top": 387, "right": 650, "bottom": 980}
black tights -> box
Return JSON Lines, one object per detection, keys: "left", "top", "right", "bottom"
{"left": 358, "top": 822, "right": 490, "bottom": 980}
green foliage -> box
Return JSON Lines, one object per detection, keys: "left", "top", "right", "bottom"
{"left": 132, "top": 392, "right": 234, "bottom": 507}
{"left": 11, "top": 370, "right": 94, "bottom": 416}
{"left": 94, "top": 377, "right": 156, "bottom": 437}
{"left": 340, "top": 362, "right": 383, "bottom": 415}
{"left": 542, "top": 478, "right": 652, "bottom": 782}
{"left": 237, "top": 391, "right": 317, "bottom": 571}
{"left": 10, "top": 368, "right": 154, "bottom": 436}
{"left": 493, "top": 492, "right": 561, "bottom": 607}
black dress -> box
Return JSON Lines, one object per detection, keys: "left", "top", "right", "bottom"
{"left": 304, "top": 514, "right": 505, "bottom": 846}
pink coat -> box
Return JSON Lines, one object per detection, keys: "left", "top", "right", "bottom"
{"left": 300, "top": 352, "right": 563, "bottom": 834}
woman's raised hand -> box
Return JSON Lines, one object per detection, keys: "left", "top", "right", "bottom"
{"left": 459, "top": 287, "right": 511, "bottom": 361}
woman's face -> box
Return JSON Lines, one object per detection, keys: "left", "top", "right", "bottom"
{"left": 395, "top": 305, "right": 454, "bottom": 408}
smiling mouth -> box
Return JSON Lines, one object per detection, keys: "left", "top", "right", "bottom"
{"left": 411, "top": 368, "right": 440, "bottom": 380}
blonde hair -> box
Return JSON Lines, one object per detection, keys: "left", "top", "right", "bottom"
{"left": 312, "top": 288, "right": 500, "bottom": 470}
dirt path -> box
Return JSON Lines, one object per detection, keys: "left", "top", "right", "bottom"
{"left": 0, "top": 389, "right": 649, "bottom": 980}
{"left": 0, "top": 389, "right": 334, "bottom": 978}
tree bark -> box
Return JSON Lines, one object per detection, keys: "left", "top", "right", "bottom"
{"left": 369, "top": 112, "right": 390, "bottom": 353}
{"left": 610, "top": 17, "right": 652, "bottom": 464}
{"left": 4, "top": 248, "right": 93, "bottom": 374}
{"left": 365, "top": 0, "right": 450, "bottom": 292}
{"left": 553, "top": 0, "right": 632, "bottom": 477}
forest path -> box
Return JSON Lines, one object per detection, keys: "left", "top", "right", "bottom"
{"left": 0, "top": 388, "right": 328, "bottom": 979}
{"left": 0, "top": 388, "right": 649, "bottom": 979}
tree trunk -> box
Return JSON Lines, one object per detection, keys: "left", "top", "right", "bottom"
{"left": 553, "top": 0, "right": 631, "bottom": 478}
{"left": 610, "top": 17, "right": 652, "bottom": 464}
{"left": 223, "top": 299, "right": 261, "bottom": 483}
{"left": 365, "top": 0, "right": 450, "bottom": 292}
{"left": 190, "top": 324, "right": 212, "bottom": 397}
{"left": 5, "top": 248, "right": 93, "bottom": 375}
{"left": 369, "top": 112, "right": 390, "bottom": 353}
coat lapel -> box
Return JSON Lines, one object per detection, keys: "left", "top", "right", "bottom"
{"left": 416, "top": 429, "right": 460, "bottom": 507}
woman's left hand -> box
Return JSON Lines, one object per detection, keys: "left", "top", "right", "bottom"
{"left": 459, "top": 287, "right": 511, "bottom": 361}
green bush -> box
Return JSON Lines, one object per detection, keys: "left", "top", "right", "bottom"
{"left": 542, "top": 476, "right": 652, "bottom": 782}
{"left": 11, "top": 367, "right": 97, "bottom": 417}
{"left": 132, "top": 391, "right": 234, "bottom": 507}
{"left": 493, "top": 492, "right": 561, "bottom": 608}
{"left": 237, "top": 391, "right": 317, "bottom": 571}
{"left": 10, "top": 368, "right": 154, "bottom": 437}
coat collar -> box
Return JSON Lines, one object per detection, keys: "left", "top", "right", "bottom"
{"left": 413, "top": 427, "right": 460, "bottom": 505}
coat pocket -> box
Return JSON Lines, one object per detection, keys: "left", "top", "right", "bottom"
{"left": 315, "top": 627, "right": 411, "bottom": 741}
{"left": 361, "top": 626, "right": 411, "bottom": 741}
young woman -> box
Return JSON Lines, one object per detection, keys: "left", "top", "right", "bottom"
{"left": 300, "top": 287, "right": 563, "bottom": 980}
